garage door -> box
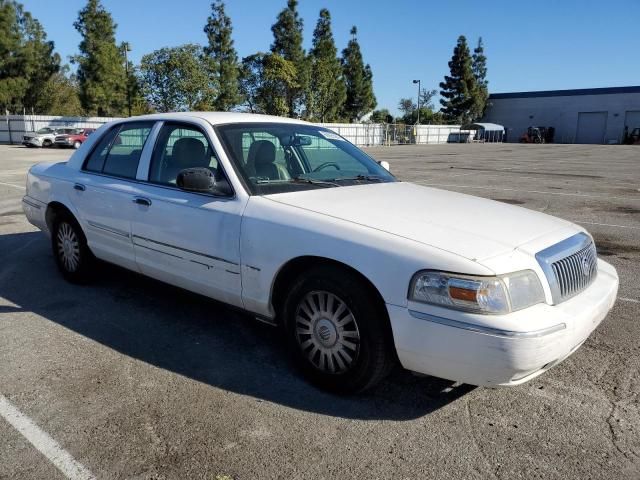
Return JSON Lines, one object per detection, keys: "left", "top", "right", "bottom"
{"left": 576, "top": 112, "right": 607, "bottom": 144}
{"left": 625, "top": 111, "right": 640, "bottom": 130}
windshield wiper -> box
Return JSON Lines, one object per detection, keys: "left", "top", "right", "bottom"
{"left": 291, "top": 176, "right": 340, "bottom": 187}
{"left": 329, "top": 174, "right": 386, "bottom": 183}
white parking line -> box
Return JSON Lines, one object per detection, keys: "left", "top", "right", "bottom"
{"left": 0, "top": 181, "right": 26, "bottom": 191}
{"left": 619, "top": 297, "right": 640, "bottom": 304}
{"left": 421, "top": 182, "right": 640, "bottom": 202}
{"left": 0, "top": 394, "right": 95, "bottom": 480}
{"left": 574, "top": 221, "right": 640, "bottom": 231}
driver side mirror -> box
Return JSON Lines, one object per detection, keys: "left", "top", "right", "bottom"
{"left": 377, "top": 160, "right": 390, "bottom": 172}
{"left": 176, "top": 167, "right": 232, "bottom": 196}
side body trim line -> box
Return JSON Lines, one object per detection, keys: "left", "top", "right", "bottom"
{"left": 87, "top": 220, "right": 130, "bottom": 238}
{"left": 131, "top": 234, "right": 238, "bottom": 266}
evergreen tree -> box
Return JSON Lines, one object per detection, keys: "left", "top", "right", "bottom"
{"left": 439, "top": 35, "right": 476, "bottom": 124}
{"left": 270, "top": 0, "right": 307, "bottom": 117}
{"left": 39, "top": 66, "right": 83, "bottom": 116}
{"left": 370, "top": 108, "right": 392, "bottom": 123}
{"left": 261, "top": 53, "right": 298, "bottom": 117}
{"left": 471, "top": 37, "right": 489, "bottom": 120}
{"left": 0, "top": 0, "right": 60, "bottom": 113}
{"left": 204, "top": 0, "right": 241, "bottom": 111}
{"left": 308, "top": 9, "right": 345, "bottom": 122}
{"left": 341, "top": 26, "right": 376, "bottom": 122}
{"left": 239, "top": 53, "right": 266, "bottom": 113}
{"left": 73, "top": 0, "right": 127, "bottom": 116}
{"left": 139, "top": 44, "right": 212, "bottom": 112}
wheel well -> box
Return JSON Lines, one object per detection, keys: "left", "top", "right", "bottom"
{"left": 271, "top": 256, "right": 390, "bottom": 327}
{"left": 45, "top": 201, "right": 75, "bottom": 232}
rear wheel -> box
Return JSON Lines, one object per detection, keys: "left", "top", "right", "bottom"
{"left": 51, "top": 213, "right": 94, "bottom": 283}
{"left": 282, "top": 265, "right": 395, "bottom": 393}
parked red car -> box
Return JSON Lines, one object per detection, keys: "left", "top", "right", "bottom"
{"left": 54, "top": 128, "right": 96, "bottom": 149}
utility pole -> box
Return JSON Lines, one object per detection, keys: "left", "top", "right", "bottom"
{"left": 412, "top": 79, "right": 421, "bottom": 124}
{"left": 122, "top": 42, "right": 132, "bottom": 117}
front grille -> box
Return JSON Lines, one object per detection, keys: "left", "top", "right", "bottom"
{"left": 551, "top": 242, "right": 597, "bottom": 300}
{"left": 23, "top": 136, "right": 32, "bottom": 141}
{"left": 535, "top": 233, "right": 598, "bottom": 304}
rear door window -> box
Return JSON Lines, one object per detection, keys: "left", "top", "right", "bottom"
{"left": 84, "top": 122, "right": 154, "bottom": 179}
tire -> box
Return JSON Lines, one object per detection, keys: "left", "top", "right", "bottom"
{"left": 51, "top": 212, "right": 94, "bottom": 283}
{"left": 282, "top": 265, "right": 395, "bottom": 393}
{"left": 73, "top": 140, "right": 82, "bottom": 149}
{"left": 43, "top": 139, "right": 52, "bottom": 147}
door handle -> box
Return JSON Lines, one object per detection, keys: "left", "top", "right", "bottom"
{"left": 73, "top": 183, "right": 85, "bottom": 191}
{"left": 133, "top": 196, "right": 152, "bottom": 207}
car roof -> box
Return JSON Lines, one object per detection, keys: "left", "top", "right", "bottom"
{"left": 123, "top": 111, "right": 311, "bottom": 127}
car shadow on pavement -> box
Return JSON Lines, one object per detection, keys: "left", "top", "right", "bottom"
{"left": 0, "top": 231, "right": 475, "bottom": 421}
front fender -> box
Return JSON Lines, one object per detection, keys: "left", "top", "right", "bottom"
{"left": 240, "top": 196, "right": 492, "bottom": 318}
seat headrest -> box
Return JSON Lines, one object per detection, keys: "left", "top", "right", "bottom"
{"left": 250, "top": 140, "right": 276, "bottom": 166}
{"left": 173, "top": 137, "right": 207, "bottom": 167}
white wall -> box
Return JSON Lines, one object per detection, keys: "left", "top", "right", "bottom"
{"left": 483, "top": 91, "right": 640, "bottom": 144}
{"left": 1, "top": 114, "right": 463, "bottom": 146}
{"left": 0, "top": 114, "right": 120, "bottom": 144}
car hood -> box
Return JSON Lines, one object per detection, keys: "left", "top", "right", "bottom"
{"left": 266, "top": 182, "right": 576, "bottom": 262}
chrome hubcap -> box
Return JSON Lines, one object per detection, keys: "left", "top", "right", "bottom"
{"left": 57, "top": 222, "right": 80, "bottom": 272}
{"left": 295, "top": 290, "right": 360, "bottom": 374}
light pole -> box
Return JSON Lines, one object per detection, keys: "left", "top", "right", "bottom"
{"left": 412, "top": 79, "right": 421, "bottom": 124}
{"left": 122, "top": 42, "right": 132, "bottom": 117}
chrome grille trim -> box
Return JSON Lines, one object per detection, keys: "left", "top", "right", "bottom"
{"left": 535, "top": 233, "right": 598, "bottom": 304}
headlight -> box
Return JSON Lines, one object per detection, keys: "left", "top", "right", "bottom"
{"left": 409, "top": 270, "right": 545, "bottom": 314}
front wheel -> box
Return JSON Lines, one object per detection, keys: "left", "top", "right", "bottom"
{"left": 51, "top": 214, "right": 94, "bottom": 283}
{"left": 73, "top": 140, "right": 82, "bottom": 149}
{"left": 282, "top": 266, "right": 395, "bottom": 393}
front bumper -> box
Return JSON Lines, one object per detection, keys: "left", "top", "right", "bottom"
{"left": 387, "top": 259, "right": 618, "bottom": 387}
{"left": 22, "top": 138, "right": 41, "bottom": 147}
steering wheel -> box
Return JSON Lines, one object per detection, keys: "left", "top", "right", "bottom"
{"left": 312, "top": 162, "right": 341, "bottom": 172}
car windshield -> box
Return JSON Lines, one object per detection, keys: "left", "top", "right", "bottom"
{"left": 216, "top": 122, "right": 395, "bottom": 195}
{"left": 36, "top": 128, "right": 53, "bottom": 134}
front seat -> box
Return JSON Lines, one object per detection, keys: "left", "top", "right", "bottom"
{"left": 165, "top": 137, "right": 209, "bottom": 183}
{"left": 247, "top": 140, "right": 290, "bottom": 181}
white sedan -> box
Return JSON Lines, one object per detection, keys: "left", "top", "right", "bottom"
{"left": 22, "top": 113, "right": 619, "bottom": 393}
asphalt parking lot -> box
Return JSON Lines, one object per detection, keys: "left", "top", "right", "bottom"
{"left": 0, "top": 142, "right": 638, "bottom": 479}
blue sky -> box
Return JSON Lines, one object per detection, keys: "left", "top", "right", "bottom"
{"left": 22, "top": 0, "right": 640, "bottom": 115}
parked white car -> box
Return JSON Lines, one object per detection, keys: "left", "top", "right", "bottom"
{"left": 22, "top": 127, "right": 58, "bottom": 147}
{"left": 22, "top": 113, "right": 619, "bottom": 393}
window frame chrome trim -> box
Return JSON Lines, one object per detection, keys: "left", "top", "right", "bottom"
{"left": 408, "top": 310, "right": 566, "bottom": 339}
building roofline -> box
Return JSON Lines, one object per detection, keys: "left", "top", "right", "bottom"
{"left": 489, "top": 86, "right": 640, "bottom": 100}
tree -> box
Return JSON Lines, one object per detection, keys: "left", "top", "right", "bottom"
{"left": 419, "top": 88, "right": 437, "bottom": 111}
{"left": 260, "top": 53, "right": 298, "bottom": 116}
{"left": 398, "top": 98, "right": 415, "bottom": 118}
{"left": 341, "top": 26, "right": 376, "bottom": 122}
{"left": 471, "top": 37, "right": 489, "bottom": 120}
{"left": 270, "top": 0, "right": 307, "bottom": 117}
{"left": 239, "top": 53, "right": 266, "bottom": 113}
{"left": 38, "top": 66, "right": 83, "bottom": 115}
{"left": 439, "top": 35, "right": 476, "bottom": 124}
{"left": 0, "top": 0, "right": 60, "bottom": 113}
{"left": 370, "top": 108, "right": 392, "bottom": 123}
{"left": 73, "top": 0, "right": 127, "bottom": 116}
{"left": 139, "top": 44, "right": 212, "bottom": 112}
{"left": 307, "top": 9, "right": 345, "bottom": 122}
{"left": 204, "top": 0, "right": 241, "bottom": 111}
